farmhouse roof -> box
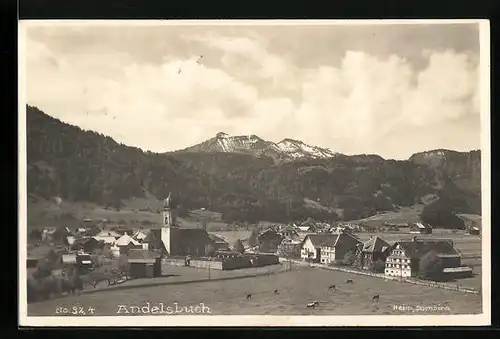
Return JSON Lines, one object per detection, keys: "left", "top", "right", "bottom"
{"left": 96, "top": 230, "right": 121, "bottom": 238}
{"left": 394, "top": 239, "right": 459, "bottom": 259}
{"left": 411, "top": 222, "right": 433, "bottom": 229}
{"left": 72, "top": 237, "right": 99, "bottom": 246}
{"left": 115, "top": 234, "right": 141, "bottom": 247}
{"left": 362, "top": 236, "right": 391, "bottom": 253}
{"left": 133, "top": 231, "right": 148, "bottom": 241}
{"left": 457, "top": 214, "right": 482, "bottom": 227}
{"left": 145, "top": 229, "right": 166, "bottom": 249}
{"left": 258, "top": 228, "right": 280, "bottom": 240}
{"left": 209, "top": 233, "right": 228, "bottom": 244}
{"left": 303, "top": 234, "right": 339, "bottom": 248}
{"left": 92, "top": 235, "right": 116, "bottom": 245}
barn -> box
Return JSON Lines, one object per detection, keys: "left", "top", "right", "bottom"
{"left": 127, "top": 249, "right": 162, "bottom": 279}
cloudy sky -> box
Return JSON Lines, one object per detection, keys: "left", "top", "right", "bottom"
{"left": 23, "top": 21, "right": 482, "bottom": 160}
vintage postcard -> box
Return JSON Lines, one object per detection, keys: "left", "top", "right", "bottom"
{"left": 18, "top": 19, "right": 491, "bottom": 327}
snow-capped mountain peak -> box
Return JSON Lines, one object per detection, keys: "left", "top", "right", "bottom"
{"left": 180, "top": 133, "right": 338, "bottom": 161}
{"left": 277, "top": 138, "right": 337, "bottom": 159}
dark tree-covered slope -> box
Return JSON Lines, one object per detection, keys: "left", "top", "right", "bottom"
{"left": 26, "top": 105, "right": 481, "bottom": 223}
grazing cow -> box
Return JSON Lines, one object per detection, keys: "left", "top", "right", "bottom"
{"left": 328, "top": 284, "right": 336, "bottom": 291}
{"left": 246, "top": 294, "right": 252, "bottom": 300}
{"left": 372, "top": 294, "right": 380, "bottom": 301}
{"left": 306, "top": 301, "right": 319, "bottom": 308}
{"left": 345, "top": 279, "right": 354, "bottom": 284}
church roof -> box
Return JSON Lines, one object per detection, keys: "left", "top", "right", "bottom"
{"left": 178, "top": 229, "right": 213, "bottom": 247}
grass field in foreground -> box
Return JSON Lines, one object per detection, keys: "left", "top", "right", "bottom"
{"left": 28, "top": 266, "right": 482, "bottom": 316}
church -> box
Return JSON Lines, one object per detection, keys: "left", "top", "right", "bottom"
{"left": 146, "top": 192, "right": 214, "bottom": 257}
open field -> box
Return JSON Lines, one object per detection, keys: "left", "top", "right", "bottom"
{"left": 27, "top": 196, "right": 229, "bottom": 231}
{"left": 28, "top": 266, "right": 482, "bottom": 316}
{"left": 350, "top": 205, "right": 426, "bottom": 227}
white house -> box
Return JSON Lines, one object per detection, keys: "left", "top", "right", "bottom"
{"left": 114, "top": 234, "right": 142, "bottom": 255}
{"left": 93, "top": 230, "right": 121, "bottom": 245}
{"left": 132, "top": 230, "right": 148, "bottom": 242}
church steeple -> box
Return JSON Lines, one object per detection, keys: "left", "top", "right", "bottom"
{"left": 163, "top": 192, "right": 178, "bottom": 227}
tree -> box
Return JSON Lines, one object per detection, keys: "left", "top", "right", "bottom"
{"left": 419, "top": 251, "right": 444, "bottom": 280}
{"left": 277, "top": 243, "right": 300, "bottom": 259}
{"left": 101, "top": 244, "right": 112, "bottom": 259}
{"left": 205, "top": 243, "right": 216, "bottom": 257}
{"left": 28, "top": 229, "right": 42, "bottom": 243}
{"left": 118, "top": 255, "right": 130, "bottom": 273}
{"left": 420, "top": 198, "right": 465, "bottom": 229}
{"left": 232, "top": 239, "right": 245, "bottom": 254}
{"left": 342, "top": 250, "right": 356, "bottom": 266}
{"left": 370, "top": 259, "right": 386, "bottom": 273}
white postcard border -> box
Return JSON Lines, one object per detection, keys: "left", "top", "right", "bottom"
{"left": 18, "top": 19, "right": 491, "bottom": 327}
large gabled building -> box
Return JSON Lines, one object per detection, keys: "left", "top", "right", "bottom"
{"left": 301, "top": 232, "right": 361, "bottom": 264}
{"left": 385, "top": 237, "right": 462, "bottom": 278}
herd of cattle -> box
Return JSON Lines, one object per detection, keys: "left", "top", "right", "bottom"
{"left": 27, "top": 268, "right": 130, "bottom": 303}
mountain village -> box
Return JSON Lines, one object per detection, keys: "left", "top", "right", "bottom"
{"left": 26, "top": 189, "right": 481, "bottom": 305}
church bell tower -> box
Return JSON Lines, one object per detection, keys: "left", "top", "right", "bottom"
{"left": 161, "top": 192, "right": 179, "bottom": 256}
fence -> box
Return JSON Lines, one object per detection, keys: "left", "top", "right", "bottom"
{"left": 283, "top": 258, "right": 480, "bottom": 295}
{"left": 70, "top": 263, "right": 290, "bottom": 297}
{"left": 403, "top": 278, "right": 480, "bottom": 294}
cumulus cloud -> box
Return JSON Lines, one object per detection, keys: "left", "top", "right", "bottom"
{"left": 23, "top": 24, "right": 481, "bottom": 159}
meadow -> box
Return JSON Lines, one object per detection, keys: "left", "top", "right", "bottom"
{"left": 28, "top": 265, "right": 482, "bottom": 316}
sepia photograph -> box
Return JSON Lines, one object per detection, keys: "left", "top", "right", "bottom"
{"left": 18, "top": 19, "right": 490, "bottom": 327}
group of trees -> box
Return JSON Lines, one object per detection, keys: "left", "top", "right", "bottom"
{"left": 27, "top": 105, "right": 481, "bottom": 225}
{"left": 420, "top": 197, "right": 466, "bottom": 229}
{"left": 418, "top": 251, "right": 445, "bottom": 281}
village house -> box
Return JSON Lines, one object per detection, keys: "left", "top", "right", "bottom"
{"left": 26, "top": 244, "right": 54, "bottom": 269}
{"left": 257, "top": 228, "right": 283, "bottom": 253}
{"left": 93, "top": 230, "right": 121, "bottom": 245}
{"left": 70, "top": 237, "right": 101, "bottom": 253}
{"left": 41, "top": 227, "right": 57, "bottom": 242}
{"left": 355, "top": 236, "right": 392, "bottom": 270}
{"left": 65, "top": 236, "right": 76, "bottom": 248}
{"left": 113, "top": 233, "right": 142, "bottom": 256}
{"left": 301, "top": 232, "right": 361, "bottom": 264}
{"left": 132, "top": 230, "right": 148, "bottom": 242}
{"left": 141, "top": 230, "right": 164, "bottom": 252}
{"left": 277, "top": 237, "right": 302, "bottom": 258}
{"left": 385, "top": 237, "right": 465, "bottom": 279}
{"left": 278, "top": 226, "right": 300, "bottom": 239}
{"left": 458, "top": 214, "right": 481, "bottom": 235}
{"left": 208, "top": 234, "right": 230, "bottom": 252}
{"left": 127, "top": 249, "right": 162, "bottom": 278}
{"left": 409, "top": 222, "right": 433, "bottom": 234}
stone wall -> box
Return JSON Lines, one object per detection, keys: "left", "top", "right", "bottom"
{"left": 161, "top": 257, "right": 187, "bottom": 269}
{"left": 189, "top": 259, "right": 224, "bottom": 270}
{"left": 246, "top": 253, "right": 279, "bottom": 267}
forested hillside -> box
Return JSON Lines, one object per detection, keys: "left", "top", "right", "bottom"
{"left": 26, "top": 105, "right": 481, "bottom": 225}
